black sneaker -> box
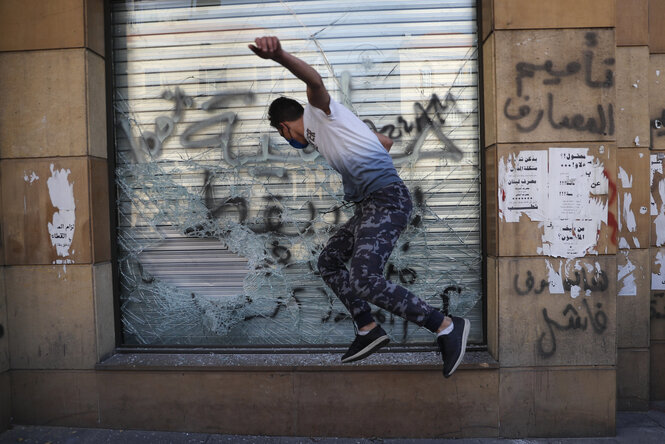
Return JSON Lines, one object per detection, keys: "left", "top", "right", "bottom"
{"left": 341, "top": 325, "right": 390, "bottom": 363}
{"left": 437, "top": 316, "right": 470, "bottom": 378}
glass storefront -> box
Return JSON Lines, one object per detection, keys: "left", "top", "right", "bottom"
{"left": 111, "top": 0, "right": 483, "bottom": 346}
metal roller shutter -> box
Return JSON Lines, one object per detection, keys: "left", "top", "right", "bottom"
{"left": 111, "top": 0, "right": 483, "bottom": 347}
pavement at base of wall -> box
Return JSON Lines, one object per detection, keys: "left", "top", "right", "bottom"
{"left": 1, "top": 409, "right": 665, "bottom": 444}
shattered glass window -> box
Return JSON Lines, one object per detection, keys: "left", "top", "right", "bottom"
{"left": 112, "top": 0, "right": 483, "bottom": 346}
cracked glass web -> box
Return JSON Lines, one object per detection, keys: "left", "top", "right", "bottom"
{"left": 112, "top": 0, "right": 482, "bottom": 346}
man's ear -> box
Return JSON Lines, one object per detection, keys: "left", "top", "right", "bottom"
{"left": 280, "top": 122, "right": 291, "bottom": 137}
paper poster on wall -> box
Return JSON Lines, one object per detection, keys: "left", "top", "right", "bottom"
{"left": 499, "top": 147, "right": 609, "bottom": 259}
{"left": 498, "top": 150, "right": 548, "bottom": 222}
{"left": 539, "top": 219, "right": 600, "bottom": 258}
{"left": 547, "top": 148, "right": 607, "bottom": 220}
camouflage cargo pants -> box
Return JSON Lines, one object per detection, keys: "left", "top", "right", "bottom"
{"left": 317, "top": 181, "right": 445, "bottom": 332}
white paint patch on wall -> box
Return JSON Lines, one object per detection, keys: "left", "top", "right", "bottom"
{"left": 622, "top": 192, "right": 637, "bottom": 233}
{"left": 650, "top": 155, "right": 665, "bottom": 246}
{"left": 545, "top": 259, "right": 564, "bottom": 294}
{"left": 570, "top": 285, "right": 581, "bottom": 298}
{"left": 618, "top": 252, "right": 637, "bottom": 296}
{"left": 618, "top": 166, "right": 632, "bottom": 188}
{"left": 652, "top": 251, "right": 665, "bottom": 291}
{"left": 589, "top": 160, "right": 609, "bottom": 196}
{"left": 651, "top": 154, "right": 663, "bottom": 216}
{"left": 23, "top": 171, "right": 39, "bottom": 184}
{"left": 47, "top": 164, "right": 76, "bottom": 262}
{"left": 655, "top": 179, "right": 665, "bottom": 247}
{"left": 544, "top": 259, "right": 606, "bottom": 298}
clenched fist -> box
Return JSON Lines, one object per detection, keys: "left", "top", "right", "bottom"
{"left": 249, "top": 36, "right": 283, "bottom": 60}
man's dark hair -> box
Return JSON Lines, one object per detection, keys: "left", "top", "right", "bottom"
{"left": 269, "top": 97, "right": 304, "bottom": 128}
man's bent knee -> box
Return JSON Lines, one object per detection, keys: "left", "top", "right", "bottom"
{"left": 350, "top": 274, "right": 377, "bottom": 299}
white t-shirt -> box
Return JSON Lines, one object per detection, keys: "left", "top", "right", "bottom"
{"left": 303, "top": 98, "right": 401, "bottom": 202}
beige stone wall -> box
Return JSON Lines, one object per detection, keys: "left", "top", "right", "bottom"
{"left": 483, "top": 0, "right": 659, "bottom": 434}
{"left": 0, "top": 0, "right": 111, "bottom": 432}
{"left": 614, "top": 0, "right": 651, "bottom": 411}
{"left": 484, "top": 0, "right": 665, "bottom": 420}
{"left": 649, "top": 0, "right": 665, "bottom": 403}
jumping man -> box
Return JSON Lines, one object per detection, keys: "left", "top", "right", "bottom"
{"left": 249, "top": 36, "right": 470, "bottom": 377}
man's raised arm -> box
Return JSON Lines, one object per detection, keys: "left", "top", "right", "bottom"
{"left": 249, "top": 36, "right": 330, "bottom": 114}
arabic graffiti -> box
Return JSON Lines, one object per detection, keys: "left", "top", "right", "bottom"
{"left": 363, "top": 93, "right": 465, "bottom": 162}
{"left": 504, "top": 93, "right": 614, "bottom": 135}
{"left": 503, "top": 32, "right": 615, "bottom": 136}
{"left": 513, "top": 267, "right": 609, "bottom": 296}
{"left": 120, "top": 85, "right": 466, "bottom": 169}
{"left": 120, "top": 81, "right": 460, "bottom": 277}
{"left": 514, "top": 271, "right": 549, "bottom": 296}
{"left": 116, "top": 66, "right": 480, "bottom": 345}
{"left": 652, "top": 292, "right": 665, "bottom": 320}
{"left": 538, "top": 299, "right": 608, "bottom": 358}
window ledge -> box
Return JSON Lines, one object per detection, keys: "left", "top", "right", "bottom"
{"left": 96, "top": 349, "right": 498, "bottom": 372}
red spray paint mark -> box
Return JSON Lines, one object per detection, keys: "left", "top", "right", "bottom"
{"left": 603, "top": 168, "right": 618, "bottom": 245}
{"left": 603, "top": 168, "right": 617, "bottom": 205}
{"left": 607, "top": 212, "right": 618, "bottom": 246}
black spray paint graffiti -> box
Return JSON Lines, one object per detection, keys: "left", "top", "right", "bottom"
{"left": 652, "top": 292, "right": 665, "bottom": 320}
{"left": 184, "top": 171, "right": 436, "bottom": 304}
{"left": 538, "top": 299, "right": 608, "bottom": 358}
{"left": 364, "top": 93, "right": 464, "bottom": 162}
{"left": 184, "top": 176, "right": 456, "bottom": 336}
{"left": 652, "top": 109, "right": 665, "bottom": 141}
{"left": 503, "top": 32, "right": 615, "bottom": 136}
{"left": 513, "top": 267, "right": 609, "bottom": 296}
{"left": 120, "top": 76, "right": 470, "bottom": 334}
{"left": 440, "top": 285, "right": 462, "bottom": 317}
{"left": 119, "top": 84, "right": 463, "bottom": 169}
{"left": 118, "top": 88, "right": 194, "bottom": 162}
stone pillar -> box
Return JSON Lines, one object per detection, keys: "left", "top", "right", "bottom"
{"left": 0, "top": 191, "right": 8, "bottom": 429}
{"left": 614, "top": 0, "right": 651, "bottom": 411}
{"left": 0, "top": 0, "right": 113, "bottom": 428}
{"left": 648, "top": 0, "right": 665, "bottom": 404}
{"left": 483, "top": 0, "right": 619, "bottom": 437}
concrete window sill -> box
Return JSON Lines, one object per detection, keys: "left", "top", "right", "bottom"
{"left": 96, "top": 349, "right": 498, "bottom": 372}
